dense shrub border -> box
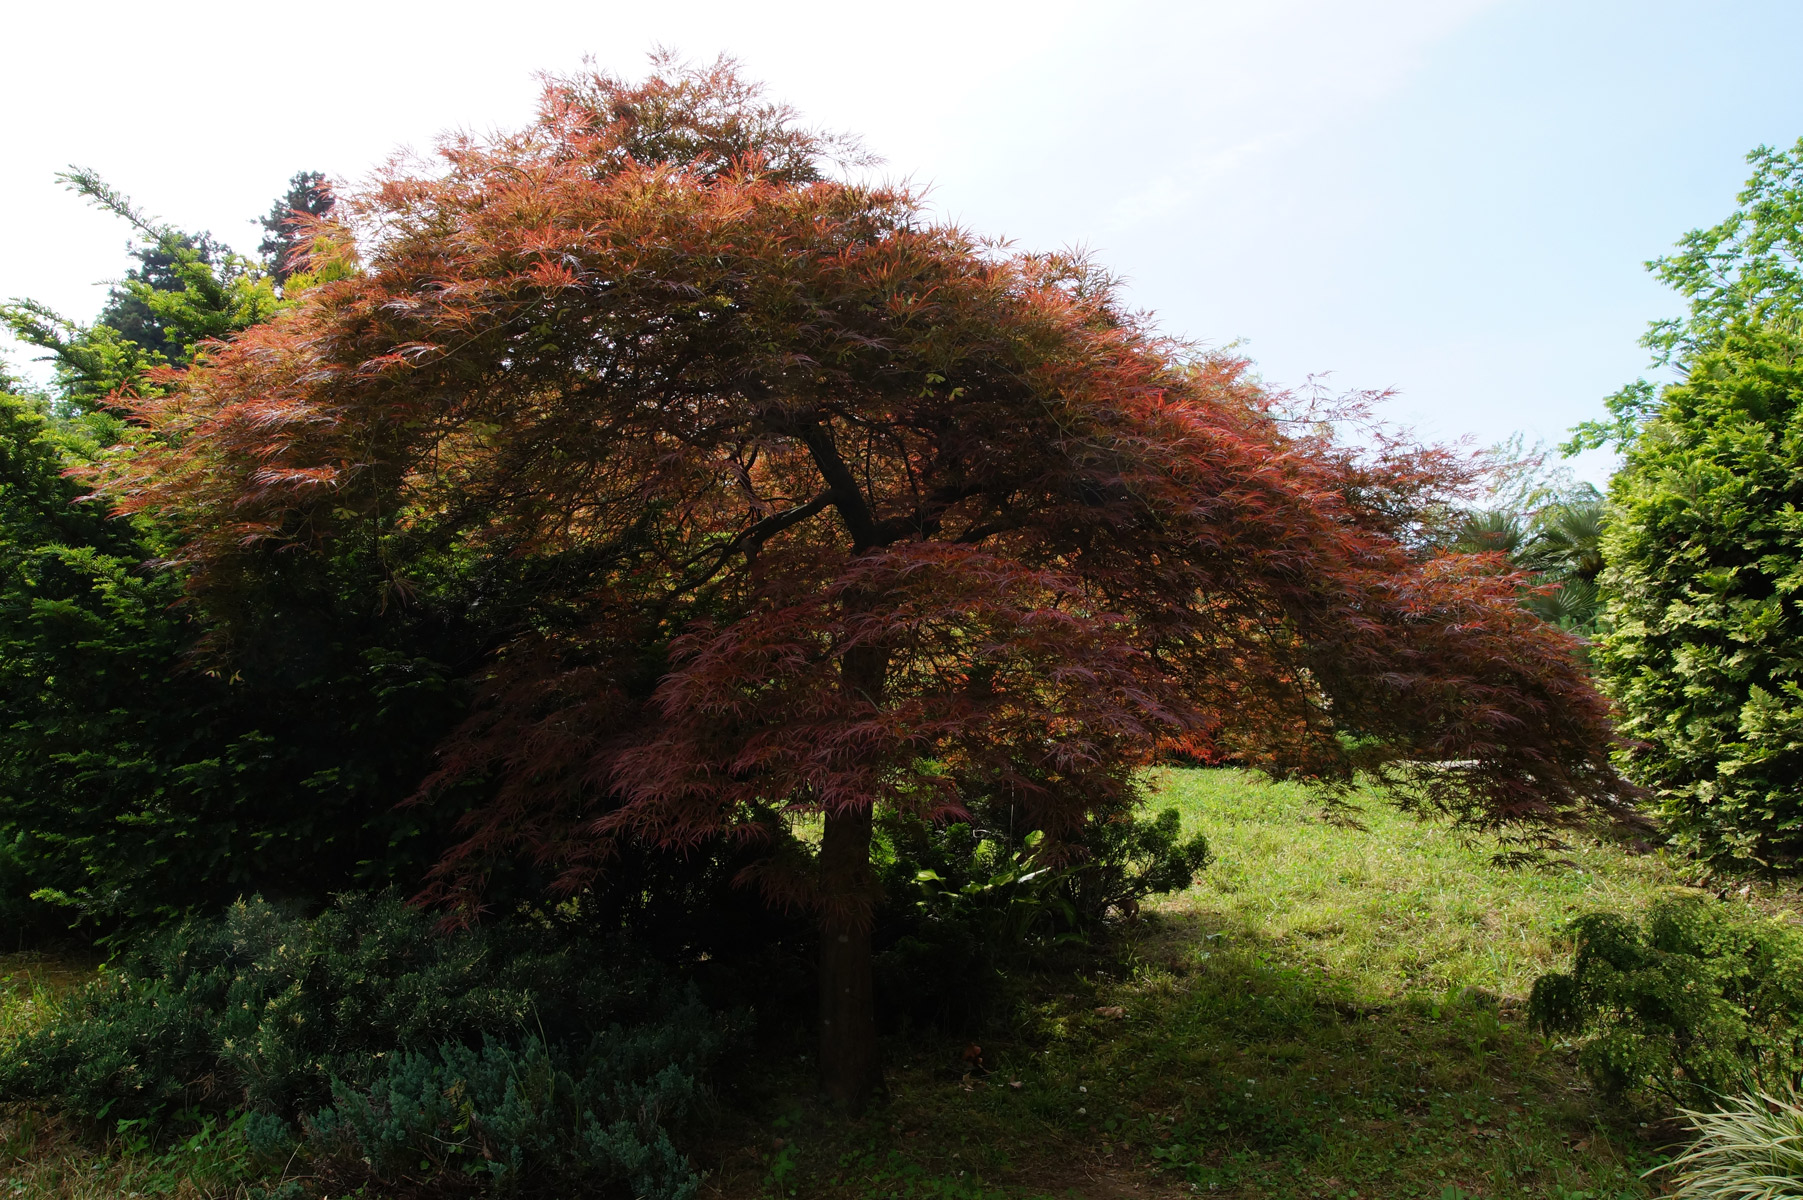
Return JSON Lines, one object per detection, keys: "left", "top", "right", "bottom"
{"left": 0, "top": 894, "right": 724, "bottom": 1198}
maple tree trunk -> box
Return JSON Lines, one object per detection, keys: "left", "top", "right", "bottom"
{"left": 818, "top": 642, "right": 885, "bottom": 1111}
{"left": 818, "top": 805, "right": 879, "bottom": 1110}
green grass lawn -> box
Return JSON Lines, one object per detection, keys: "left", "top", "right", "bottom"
{"left": 1157, "top": 766, "right": 1691, "bottom": 1001}
{"left": 702, "top": 769, "right": 1734, "bottom": 1200}
{"left": 5, "top": 767, "right": 1783, "bottom": 1199}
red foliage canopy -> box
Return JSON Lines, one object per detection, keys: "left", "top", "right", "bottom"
{"left": 99, "top": 60, "right": 1623, "bottom": 916}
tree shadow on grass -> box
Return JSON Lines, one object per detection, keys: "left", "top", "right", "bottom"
{"left": 1016, "top": 908, "right": 1668, "bottom": 1198}
{"left": 696, "top": 911, "right": 1667, "bottom": 1199}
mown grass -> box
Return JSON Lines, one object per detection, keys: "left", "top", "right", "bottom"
{"left": 702, "top": 769, "right": 1722, "bottom": 1200}
{"left": 2, "top": 768, "right": 1775, "bottom": 1198}
{"left": 1158, "top": 766, "right": 1694, "bottom": 1001}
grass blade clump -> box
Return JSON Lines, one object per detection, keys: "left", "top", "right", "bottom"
{"left": 1663, "top": 1089, "right": 1803, "bottom": 1200}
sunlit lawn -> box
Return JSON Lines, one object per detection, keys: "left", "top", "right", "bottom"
{"left": 1158, "top": 766, "right": 1693, "bottom": 1001}
{"left": 704, "top": 768, "right": 1722, "bottom": 1200}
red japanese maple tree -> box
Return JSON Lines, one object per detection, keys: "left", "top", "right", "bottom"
{"left": 102, "top": 58, "right": 1622, "bottom": 1109}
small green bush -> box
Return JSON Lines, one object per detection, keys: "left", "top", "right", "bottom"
{"left": 872, "top": 807, "right": 1209, "bottom": 1027}
{"left": 1064, "top": 807, "right": 1212, "bottom": 923}
{"left": 0, "top": 893, "right": 723, "bottom": 1197}
{"left": 1530, "top": 895, "right": 1803, "bottom": 1105}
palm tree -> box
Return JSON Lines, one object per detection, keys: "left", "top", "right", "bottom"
{"left": 1521, "top": 497, "right": 1606, "bottom": 635}
{"left": 1452, "top": 509, "right": 1526, "bottom": 557}
{"left": 1527, "top": 499, "right": 1604, "bottom": 582}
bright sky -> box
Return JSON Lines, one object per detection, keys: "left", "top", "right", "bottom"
{"left": 8, "top": 1, "right": 1802, "bottom": 484}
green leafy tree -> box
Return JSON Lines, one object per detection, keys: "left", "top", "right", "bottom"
{"left": 1580, "top": 139, "right": 1803, "bottom": 865}
{"left": 0, "top": 175, "right": 468, "bottom": 932}
{"left": 1569, "top": 138, "right": 1803, "bottom": 458}
{"left": 2, "top": 169, "right": 279, "bottom": 408}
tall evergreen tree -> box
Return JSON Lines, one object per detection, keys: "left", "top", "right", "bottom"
{"left": 258, "top": 170, "right": 335, "bottom": 287}
{"left": 1572, "top": 138, "right": 1803, "bottom": 866}
{"left": 95, "top": 230, "right": 228, "bottom": 362}
{"left": 0, "top": 173, "right": 469, "bottom": 933}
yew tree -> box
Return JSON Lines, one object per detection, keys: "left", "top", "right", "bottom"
{"left": 101, "top": 60, "right": 1623, "bottom": 1109}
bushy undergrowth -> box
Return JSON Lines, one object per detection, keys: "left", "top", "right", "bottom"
{"left": 0, "top": 893, "right": 725, "bottom": 1197}
{"left": 872, "top": 805, "right": 1210, "bottom": 1028}
{"left": 1530, "top": 894, "right": 1803, "bottom": 1106}
{"left": 0, "top": 798, "right": 1212, "bottom": 1192}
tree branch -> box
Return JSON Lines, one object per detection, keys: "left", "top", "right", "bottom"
{"left": 795, "top": 419, "right": 881, "bottom": 550}
{"left": 739, "top": 491, "right": 833, "bottom": 558}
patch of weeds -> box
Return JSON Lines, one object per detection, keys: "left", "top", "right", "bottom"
{"left": 0, "top": 958, "right": 71, "bottom": 1045}
{"left": 111, "top": 1107, "right": 267, "bottom": 1196}
{"left": 0, "top": 1102, "right": 269, "bottom": 1200}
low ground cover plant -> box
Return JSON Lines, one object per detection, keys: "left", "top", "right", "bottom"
{"left": 0, "top": 893, "right": 724, "bottom": 1198}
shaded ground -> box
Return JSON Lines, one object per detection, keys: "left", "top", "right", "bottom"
{"left": 8, "top": 768, "right": 1797, "bottom": 1198}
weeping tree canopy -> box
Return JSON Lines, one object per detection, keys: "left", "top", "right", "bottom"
{"left": 94, "top": 56, "right": 1625, "bottom": 1106}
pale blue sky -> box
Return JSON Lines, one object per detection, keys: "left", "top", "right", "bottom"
{"left": 6, "top": 1, "right": 1800, "bottom": 484}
